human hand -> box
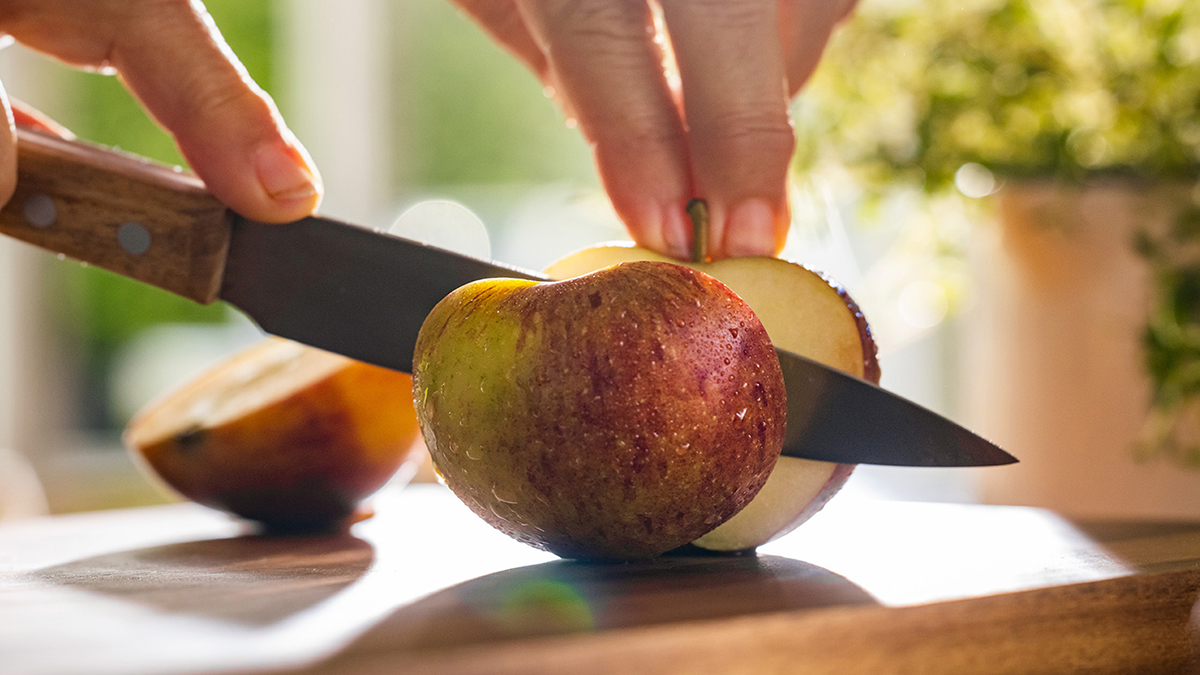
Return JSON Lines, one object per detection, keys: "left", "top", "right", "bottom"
{"left": 453, "top": 0, "right": 856, "bottom": 260}
{"left": 0, "top": 0, "right": 322, "bottom": 223}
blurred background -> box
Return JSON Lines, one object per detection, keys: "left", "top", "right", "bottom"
{"left": 0, "top": 0, "right": 618, "bottom": 516}
{"left": 2, "top": 0, "right": 1199, "bottom": 518}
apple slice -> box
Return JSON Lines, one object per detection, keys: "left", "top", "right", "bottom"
{"left": 125, "top": 337, "right": 424, "bottom": 532}
{"left": 545, "top": 244, "right": 879, "bottom": 551}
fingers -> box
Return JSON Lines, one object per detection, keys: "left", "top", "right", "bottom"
{"left": 516, "top": 0, "right": 693, "bottom": 259}
{"left": 778, "top": 0, "right": 858, "bottom": 96}
{"left": 452, "top": 0, "right": 548, "bottom": 80}
{"left": 660, "top": 0, "right": 794, "bottom": 258}
{"left": 115, "top": 1, "right": 322, "bottom": 223}
{"left": 1, "top": 0, "right": 322, "bottom": 223}
{"left": 456, "top": 0, "right": 808, "bottom": 259}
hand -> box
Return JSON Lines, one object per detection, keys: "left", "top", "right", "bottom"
{"left": 452, "top": 0, "right": 856, "bottom": 260}
{"left": 0, "top": 0, "right": 322, "bottom": 223}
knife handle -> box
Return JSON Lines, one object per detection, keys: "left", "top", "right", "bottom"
{"left": 0, "top": 128, "right": 231, "bottom": 303}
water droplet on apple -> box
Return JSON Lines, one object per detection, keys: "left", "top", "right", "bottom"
{"left": 489, "top": 502, "right": 507, "bottom": 521}
{"left": 492, "top": 486, "right": 519, "bottom": 505}
{"left": 736, "top": 408, "right": 747, "bottom": 420}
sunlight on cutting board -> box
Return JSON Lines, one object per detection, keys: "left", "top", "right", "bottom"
{"left": 0, "top": 485, "right": 1158, "bottom": 675}
{"left": 761, "top": 495, "right": 1133, "bottom": 606}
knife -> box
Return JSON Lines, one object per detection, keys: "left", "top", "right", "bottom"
{"left": 0, "top": 128, "right": 1014, "bottom": 467}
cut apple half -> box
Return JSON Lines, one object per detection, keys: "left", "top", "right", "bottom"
{"left": 125, "top": 337, "right": 424, "bottom": 532}
{"left": 546, "top": 243, "right": 879, "bottom": 551}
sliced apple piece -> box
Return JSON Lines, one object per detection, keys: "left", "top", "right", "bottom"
{"left": 546, "top": 243, "right": 879, "bottom": 551}
{"left": 125, "top": 337, "right": 424, "bottom": 532}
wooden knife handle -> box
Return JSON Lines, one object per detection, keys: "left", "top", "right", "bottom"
{"left": 0, "top": 128, "right": 232, "bottom": 304}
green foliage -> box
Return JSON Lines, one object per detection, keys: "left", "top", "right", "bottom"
{"left": 1138, "top": 202, "right": 1200, "bottom": 464}
{"left": 797, "top": 0, "right": 1200, "bottom": 190}
{"left": 801, "top": 0, "right": 1200, "bottom": 465}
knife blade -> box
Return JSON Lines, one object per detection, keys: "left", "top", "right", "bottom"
{"left": 218, "top": 215, "right": 542, "bottom": 373}
{"left": 0, "top": 128, "right": 1014, "bottom": 467}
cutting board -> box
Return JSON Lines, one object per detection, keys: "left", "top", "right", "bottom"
{"left": 2, "top": 484, "right": 1199, "bottom": 675}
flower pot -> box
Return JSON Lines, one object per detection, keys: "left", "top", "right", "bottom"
{"left": 964, "top": 180, "right": 1200, "bottom": 519}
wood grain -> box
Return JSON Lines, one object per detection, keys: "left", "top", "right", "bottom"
{"left": 330, "top": 568, "right": 1198, "bottom": 675}
{"left": 2, "top": 486, "right": 1199, "bottom": 675}
{"left": 0, "top": 128, "right": 231, "bottom": 303}
{"left": 317, "top": 570, "right": 1200, "bottom": 675}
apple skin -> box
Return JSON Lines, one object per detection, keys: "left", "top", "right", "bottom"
{"left": 125, "top": 338, "right": 424, "bottom": 533}
{"left": 545, "top": 244, "right": 880, "bottom": 552}
{"left": 412, "top": 261, "right": 787, "bottom": 560}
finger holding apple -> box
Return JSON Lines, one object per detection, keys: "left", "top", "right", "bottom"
{"left": 545, "top": 204, "right": 880, "bottom": 552}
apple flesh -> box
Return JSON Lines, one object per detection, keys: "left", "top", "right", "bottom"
{"left": 545, "top": 244, "right": 879, "bottom": 552}
{"left": 125, "top": 338, "right": 424, "bottom": 532}
{"left": 412, "top": 261, "right": 787, "bottom": 560}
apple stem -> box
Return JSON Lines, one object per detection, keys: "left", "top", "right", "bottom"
{"left": 687, "top": 199, "right": 709, "bottom": 264}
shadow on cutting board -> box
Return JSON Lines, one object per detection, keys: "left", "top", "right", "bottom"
{"left": 32, "top": 532, "right": 374, "bottom": 626}
{"left": 328, "top": 553, "right": 877, "bottom": 661}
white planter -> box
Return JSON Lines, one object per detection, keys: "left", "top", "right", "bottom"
{"left": 964, "top": 181, "right": 1200, "bottom": 519}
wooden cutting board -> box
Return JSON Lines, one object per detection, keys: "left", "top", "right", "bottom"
{"left": 2, "top": 484, "right": 1199, "bottom": 675}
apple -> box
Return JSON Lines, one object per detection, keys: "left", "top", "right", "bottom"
{"left": 545, "top": 243, "right": 879, "bottom": 552}
{"left": 412, "top": 261, "right": 787, "bottom": 560}
{"left": 124, "top": 337, "right": 424, "bottom": 533}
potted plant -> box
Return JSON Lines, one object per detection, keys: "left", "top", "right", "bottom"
{"left": 795, "top": 0, "right": 1200, "bottom": 517}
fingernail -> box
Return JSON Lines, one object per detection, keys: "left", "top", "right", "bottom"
{"left": 661, "top": 203, "right": 691, "bottom": 260}
{"left": 725, "top": 199, "right": 781, "bottom": 257}
{"left": 255, "top": 138, "right": 321, "bottom": 203}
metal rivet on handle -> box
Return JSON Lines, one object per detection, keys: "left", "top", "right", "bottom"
{"left": 117, "top": 222, "right": 151, "bottom": 255}
{"left": 22, "top": 194, "right": 56, "bottom": 228}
